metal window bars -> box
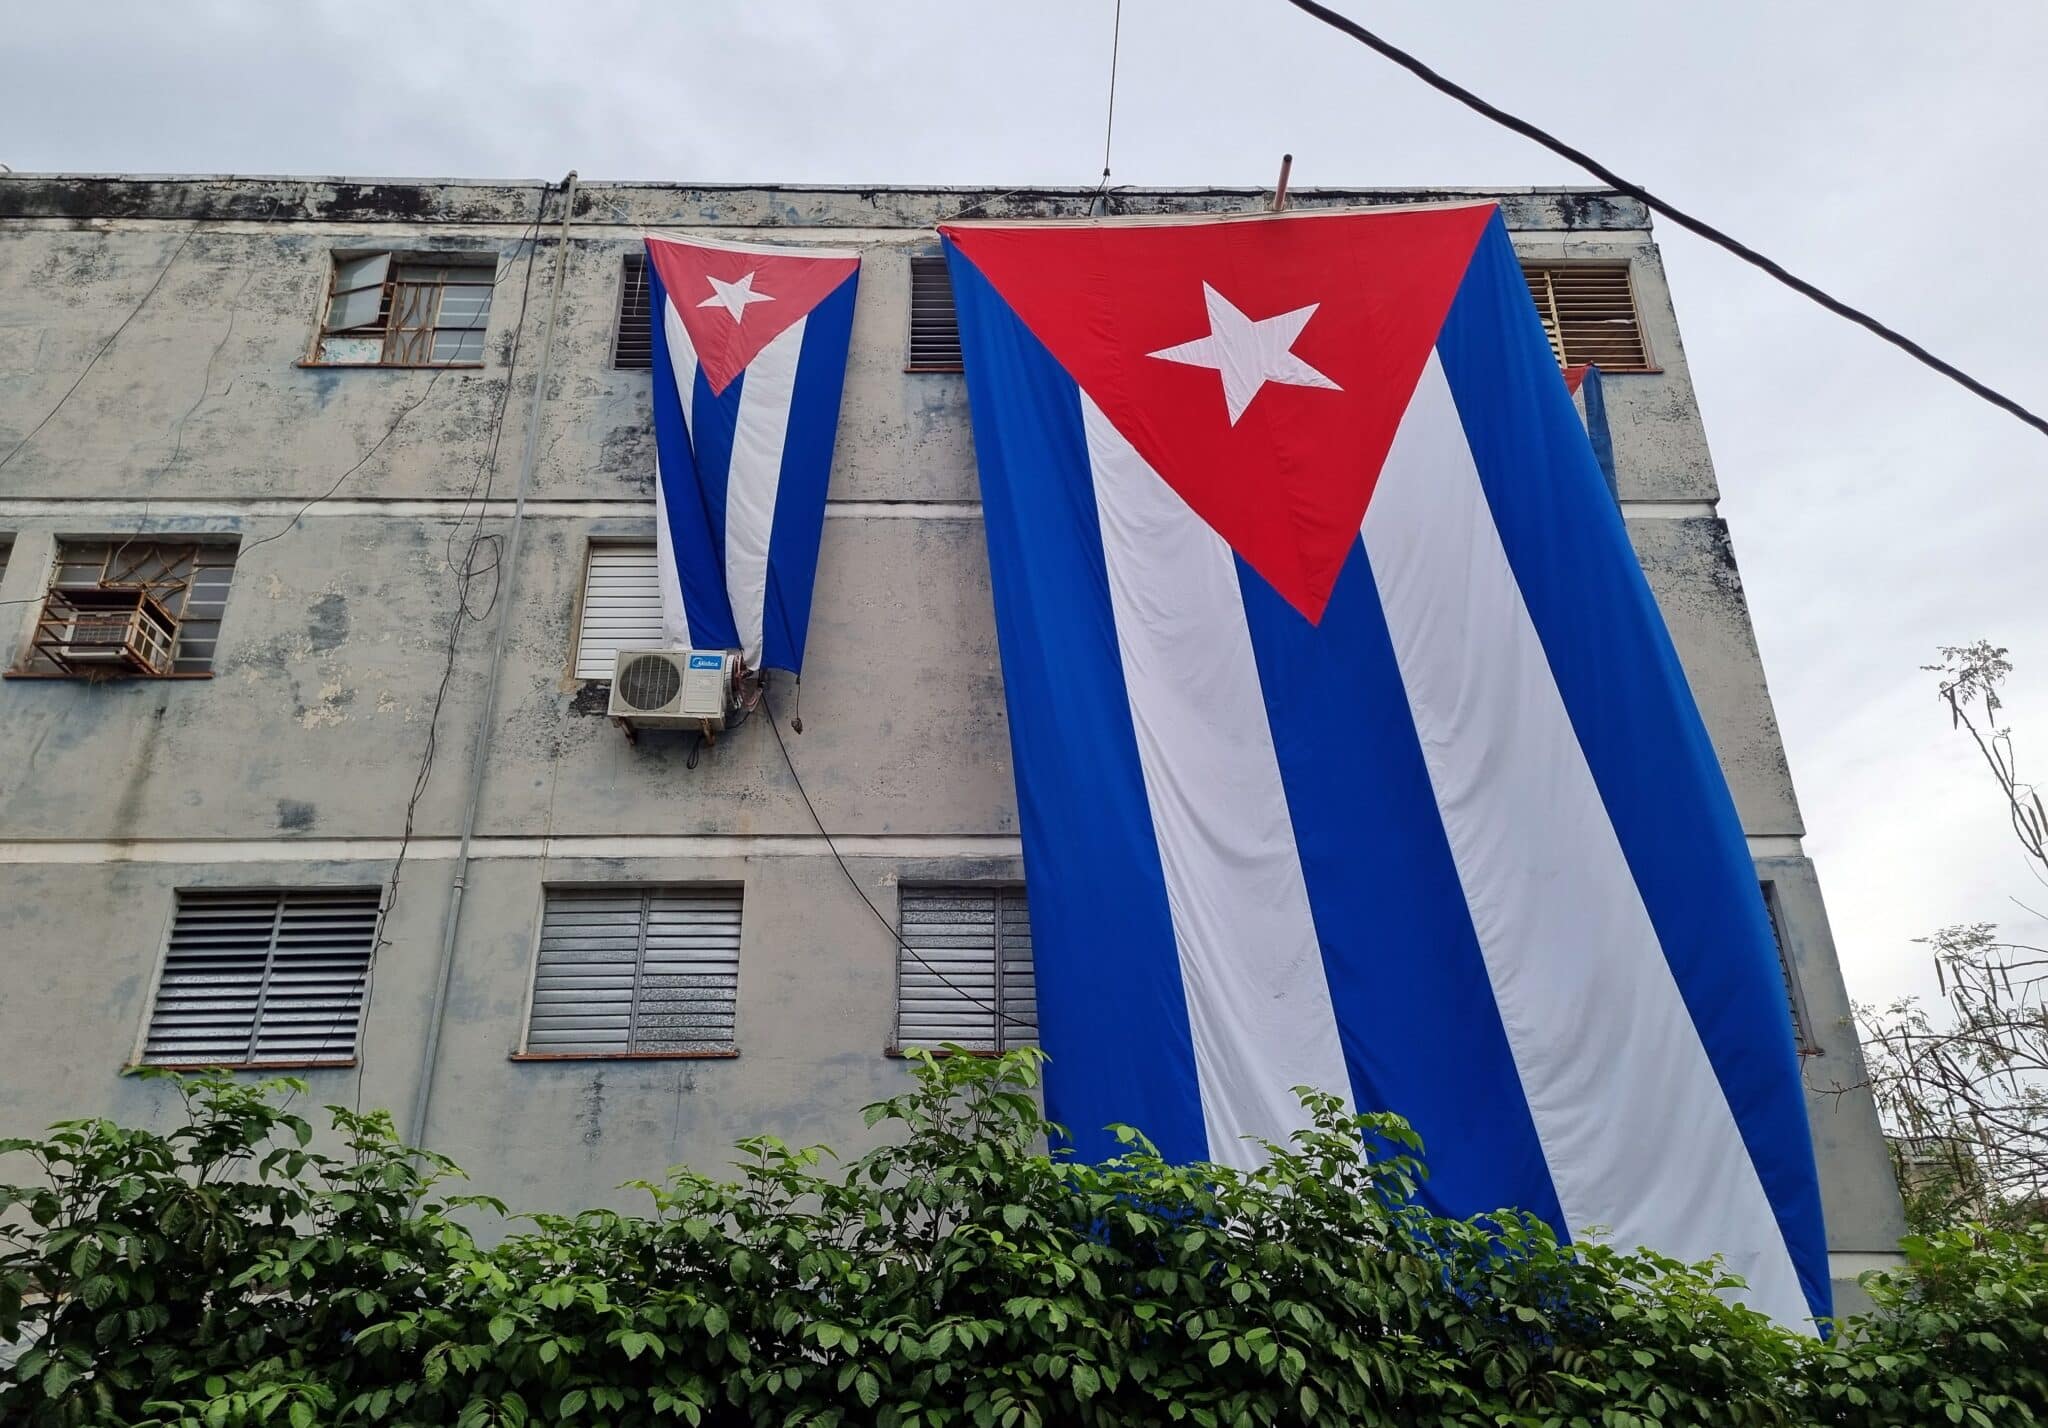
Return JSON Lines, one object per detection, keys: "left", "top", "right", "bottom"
{"left": 20, "top": 540, "right": 237, "bottom": 677}
{"left": 318, "top": 253, "right": 495, "bottom": 366}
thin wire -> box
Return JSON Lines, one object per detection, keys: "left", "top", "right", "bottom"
{"left": 238, "top": 220, "right": 541, "bottom": 562}
{"left": 104, "top": 269, "right": 257, "bottom": 582}
{"left": 0, "top": 226, "right": 199, "bottom": 476}
{"left": 935, "top": 186, "right": 1047, "bottom": 226}
{"left": 259, "top": 184, "right": 555, "bottom": 1115}
{"left": 1278, "top": 0, "right": 2048, "bottom": 440}
{"left": 760, "top": 680, "right": 1037, "bottom": 1034}
{"left": 1098, "top": 0, "right": 1124, "bottom": 189}
{"left": 345, "top": 184, "right": 554, "bottom": 1118}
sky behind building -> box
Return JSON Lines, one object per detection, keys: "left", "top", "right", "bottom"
{"left": 7, "top": 0, "right": 2047, "bottom": 1012}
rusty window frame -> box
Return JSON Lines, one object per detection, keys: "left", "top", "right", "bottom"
{"left": 1520, "top": 261, "right": 1657, "bottom": 372}
{"left": 310, "top": 250, "right": 497, "bottom": 368}
{"left": 10, "top": 537, "right": 239, "bottom": 678}
{"left": 612, "top": 251, "right": 653, "bottom": 369}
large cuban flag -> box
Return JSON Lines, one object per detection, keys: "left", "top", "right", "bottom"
{"left": 644, "top": 235, "right": 859, "bottom": 672}
{"left": 940, "top": 203, "right": 1830, "bottom": 1328}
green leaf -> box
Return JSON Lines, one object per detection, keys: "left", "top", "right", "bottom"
{"left": 490, "top": 1314, "right": 517, "bottom": 1345}
{"left": 1209, "top": 1340, "right": 1231, "bottom": 1368}
{"left": 1002, "top": 1205, "right": 1028, "bottom": 1232}
{"left": 42, "top": 1359, "right": 79, "bottom": 1398}
{"left": 290, "top": 1400, "right": 315, "bottom": 1428}
{"left": 69, "top": 1235, "right": 102, "bottom": 1277}
{"left": 560, "top": 1388, "right": 588, "bottom": 1416}
{"left": 856, "top": 1371, "right": 881, "bottom": 1409}
{"left": 1071, "top": 1363, "right": 1101, "bottom": 1401}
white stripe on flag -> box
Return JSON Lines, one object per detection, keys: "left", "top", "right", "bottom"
{"left": 1080, "top": 393, "right": 1351, "bottom": 1169}
{"left": 1362, "top": 351, "right": 1808, "bottom": 1328}
{"left": 725, "top": 318, "right": 806, "bottom": 669}
{"left": 656, "top": 300, "right": 700, "bottom": 649}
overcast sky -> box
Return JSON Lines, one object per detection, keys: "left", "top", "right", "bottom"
{"left": 7, "top": 0, "right": 2047, "bottom": 1013}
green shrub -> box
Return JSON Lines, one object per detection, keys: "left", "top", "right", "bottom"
{"left": 1, "top": 1050, "right": 2043, "bottom": 1427}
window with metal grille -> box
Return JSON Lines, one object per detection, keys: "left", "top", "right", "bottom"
{"left": 16, "top": 539, "right": 237, "bottom": 677}
{"left": 907, "top": 253, "right": 963, "bottom": 372}
{"left": 1760, "top": 881, "right": 1819, "bottom": 1056}
{"left": 1521, "top": 263, "right": 1653, "bottom": 371}
{"left": 141, "top": 889, "right": 379, "bottom": 1067}
{"left": 613, "top": 252, "right": 653, "bottom": 369}
{"left": 896, "top": 887, "right": 1037, "bottom": 1051}
{"left": 524, "top": 888, "right": 742, "bottom": 1055}
{"left": 571, "top": 542, "right": 664, "bottom": 681}
{"left": 313, "top": 251, "right": 496, "bottom": 366}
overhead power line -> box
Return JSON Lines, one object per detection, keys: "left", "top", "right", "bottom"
{"left": 1278, "top": 0, "right": 2048, "bottom": 441}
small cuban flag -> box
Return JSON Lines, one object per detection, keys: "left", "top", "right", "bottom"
{"left": 940, "top": 203, "right": 1829, "bottom": 1329}
{"left": 644, "top": 234, "right": 860, "bottom": 673}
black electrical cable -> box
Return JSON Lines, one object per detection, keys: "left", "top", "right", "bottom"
{"left": 760, "top": 680, "right": 1038, "bottom": 1035}
{"left": 1278, "top": 0, "right": 2048, "bottom": 441}
{"left": 239, "top": 204, "right": 546, "bottom": 564}
{"left": 270, "top": 183, "right": 556, "bottom": 1110}
{"left": 1097, "top": 0, "right": 1124, "bottom": 190}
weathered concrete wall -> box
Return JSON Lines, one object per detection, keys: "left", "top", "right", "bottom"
{"left": 0, "top": 176, "right": 1901, "bottom": 1299}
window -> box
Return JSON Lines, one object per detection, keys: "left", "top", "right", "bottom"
{"left": 140, "top": 889, "right": 379, "bottom": 1067}
{"left": 523, "top": 888, "right": 742, "bottom": 1056}
{"left": 17, "top": 539, "right": 237, "bottom": 677}
{"left": 1521, "top": 263, "right": 1653, "bottom": 372}
{"left": 906, "top": 253, "right": 963, "bottom": 372}
{"left": 613, "top": 252, "right": 653, "bottom": 369}
{"left": 0, "top": 536, "right": 11, "bottom": 586}
{"left": 896, "top": 887, "right": 1038, "bottom": 1051}
{"left": 1760, "top": 881, "right": 1819, "bottom": 1056}
{"left": 572, "top": 542, "right": 664, "bottom": 680}
{"left": 313, "top": 251, "right": 496, "bottom": 366}
{"left": 902, "top": 250, "right": 1647, "bottom": 376}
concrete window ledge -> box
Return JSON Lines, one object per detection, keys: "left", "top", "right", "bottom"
{"left": 121, "top": 1060, "right": 356, "bottom": 1073}
{"left": 506, "top": 1050, "right": 738, "bottom": 1062}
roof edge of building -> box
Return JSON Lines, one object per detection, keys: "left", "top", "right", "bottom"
{"left": 0, "top": 173, "right": 1649, "bottom": 232}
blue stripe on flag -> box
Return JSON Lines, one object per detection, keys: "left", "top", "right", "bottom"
{"left": 647, "top": 258, "right": 740, "bottom": 651}
{"left": 1238, "top": 544, "right": 1566, "bottom": 1230}
{"left": 945, "top": 242, "right": 1208, "bottom": 1166}
{"left": 1435, "top": 215, "right": 1832, "bottom": 1321}
{"left": 761, "top": 274, "right": 858, "bottom": 673}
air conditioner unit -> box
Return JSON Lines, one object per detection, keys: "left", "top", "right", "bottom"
{"left": 33, "top": 586, "right": 180, "bottom": 676}
{"left": 608, "top": 648, "right": 740, "bottom": 729}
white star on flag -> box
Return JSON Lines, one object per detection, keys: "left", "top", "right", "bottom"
{"left": 1147, "top": 282, "right": 1341, "bottom": 425}
{"left": 698, "top": 271, "right": 775, "bottom": 321}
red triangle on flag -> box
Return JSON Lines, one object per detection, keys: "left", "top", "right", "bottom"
{"left": 941, "top": 204, "right": 1494, "bottom": 623}
{"left": 645, "top": 236, "right": 860, "bottom": 395}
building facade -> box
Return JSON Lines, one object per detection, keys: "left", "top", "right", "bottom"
{"left": 0, "top": 175, "right": 1904, "bottom": 1307}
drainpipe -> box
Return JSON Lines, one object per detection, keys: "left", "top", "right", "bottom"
{"left": 407, "top": 170, "right": 579, "bottom": 1145}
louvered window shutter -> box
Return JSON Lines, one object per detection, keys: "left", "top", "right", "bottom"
{"left": 613, "top": 252, "right": 652, "bottom": 369}
{"left": 1759, "top": 882, "right": 1817, "bottom": 1055}
{"left": 526, "top": 888, "right": 741, "bottom": 1054}
{"left": 897, "top": 887, "right": 1038, "bottom": 1051}
{"left": 906, "top": 254, "right": 963, "bottom": 372}
{"left": 1520, "top": 263, "right": 1653, "bottom": 371}
{"left": 574, "top": 544, "right": 664, "bottom": 680}
{"left": 143, "top": 889, "right": 378, "bottom": 1066}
